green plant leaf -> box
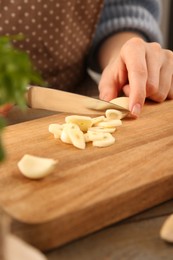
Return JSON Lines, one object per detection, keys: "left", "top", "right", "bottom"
{"left": 0, "top": 35, "right": 44, "bottom": 161}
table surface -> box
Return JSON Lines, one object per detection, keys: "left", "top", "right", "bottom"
{"left": 5, "top": 103, "right": 173, "bottom": 260}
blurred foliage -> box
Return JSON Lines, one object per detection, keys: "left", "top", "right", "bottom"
{"left": 0, "top": 35, "right": 44, "bottom": 161}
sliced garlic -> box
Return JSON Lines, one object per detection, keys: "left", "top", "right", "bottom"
{"left": 92, "top": 133, "right": 115, "bottom": 147}
{"left": 105, "top": 109, "right": 126, "bottom": 120}
{"left": 89, "top": 96, "right": 130, "bottom": 111}
{"left": 60, "top": 128, "right": 72, "bottom": 144}
{"left": 48, "top": 123, "right": 63, "bottom": 139}
{"left": 65, "top": 115, "right": 92, "bottom": 132}
{"left": 86, "top": 131, "right": 108, "bottom": 141}
{"left": 110, "top": 97, "right": 129, "bottom": 110}
{"left": 65, "top": 123, "right": 85, "bottom": 149}
{"left": 160, "top": 214, "right": 173, "bottom": 243}
{"left": 88, "top": 126, "right": 116, "bottom": 133}
{"left": 91, "top": 116, "right": 106, "bottom": 126}
{"left": 18, "top": 154, "right": 58, "bottom": 179}
{"left": 95, "top": 119, "right": 122, "bottom": 128}
{"left": 84, "top": 133, "right": 91, "bottom": 143}
{"left": 48, "top": 110, "right": 124, "bottom": 150}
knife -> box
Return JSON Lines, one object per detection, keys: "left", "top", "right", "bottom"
{"left": 26, "top": 86, "right": 130, "bottom": 115}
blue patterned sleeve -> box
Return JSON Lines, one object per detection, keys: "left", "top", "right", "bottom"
{"left": 89, "top": 0, "right": 163, "bottom": 70}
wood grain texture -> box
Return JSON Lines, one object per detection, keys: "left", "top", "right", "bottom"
{"left": 0, "top": 100, "right": 173, "bottom": 250}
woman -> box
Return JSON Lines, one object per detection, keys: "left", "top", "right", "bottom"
{"left": 0, "top": 0, "right": 172, "bottom": 117}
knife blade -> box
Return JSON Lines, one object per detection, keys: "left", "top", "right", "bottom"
{"left": 26, "top": 86, "right": 130, "bottom": 115}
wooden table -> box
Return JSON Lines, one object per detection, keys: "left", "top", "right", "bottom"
{"left": 5, "top": 99, "right": 173, "bottom": 259}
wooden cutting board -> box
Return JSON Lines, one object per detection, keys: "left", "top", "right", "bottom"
{"left": 0, "top": 100, "right": 173, "bottom": 251}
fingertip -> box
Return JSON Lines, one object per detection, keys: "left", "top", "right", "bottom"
{"left": 129, "top": 89, "right": 145, "bottom": 118}
{"left": 130, "top": 103, "right": 142, "bottom": 118}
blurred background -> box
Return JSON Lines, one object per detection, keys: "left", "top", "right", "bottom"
{"left": 161, "top": 0, "right": 172, "bottom": 49}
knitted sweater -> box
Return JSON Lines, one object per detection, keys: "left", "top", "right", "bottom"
{"left": 92, "top": 0, "right": 162, "bottom": 53}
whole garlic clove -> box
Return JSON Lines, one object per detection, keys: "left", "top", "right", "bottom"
{"left": 18, "top": 154, "right": 58, "bottom": 179}
{"left": 160, "top": 214, "right": 173, "bottom": 243}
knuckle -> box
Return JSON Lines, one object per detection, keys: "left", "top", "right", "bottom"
{"left": 164, "top": 49, "right": 173, "bottom": 66}
{"left": 123, "top": 37, "right": 144, "bottom": 51}
{"left": 150, "top": 42, "right": 162, "bottom": 52}
{"left": 154, "top": 92, "right": 167, "bottom": 103}
{"left": 129, "top": 37, "right": 144, "bottom": 45}
{"left": 149, "top": 86, "right": 168, "bottom": 102}
{"left": 165, "top": 49, "right": 173, "bottom": 58}
{"left": 149, "top": 43, "right": 162, "bottom": 61}
{"left": 122, "top": 37, "right": 144, "bottom": 54}
{"left": 158, "top": 94, "right": 166, "bottom": 102}
{"left": 146, "top": 81, "right": 158, "bottom": 96}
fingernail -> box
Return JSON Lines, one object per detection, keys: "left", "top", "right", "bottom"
{"left": 131, "top": 103, "right": 141, "bottom": 118}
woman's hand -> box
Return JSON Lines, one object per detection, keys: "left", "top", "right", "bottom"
{"left": 0, "top": 104, "right": 13, "bottom": 117}
{"left": 99, "top": 36, "right": 173, "bottom": 117}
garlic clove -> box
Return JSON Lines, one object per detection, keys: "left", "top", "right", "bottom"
{"left": 65, "top": 115, "right": 92, "bottom": 132}
{"left": 18, "top": 154, "right": 58, "bottom": 179}
{"left": 110, "top": 97, "right": 129, "bottom": 110}
{"left": 95, "top": 119, "right": 122, "bottom": 128}
{"left": 160, "top": 214, "right": 173, "bottom": 243}
{"left": 92, "top": 133, "right": 115, "bottom": 147}
{"left": 88, "top": 126, "right": 116, "bottom": 133}
{"left": 65, "top": 123, "right": 86, "bottom": 149}
{"left": 105, "top": 109, "right": 126, "bottom": 120}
